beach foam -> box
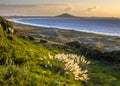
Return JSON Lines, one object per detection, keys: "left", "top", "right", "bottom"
{"left": 10, "top": 18, "right": 120, "bottom": 37}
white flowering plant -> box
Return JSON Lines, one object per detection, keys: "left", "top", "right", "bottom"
{"left": 44, "top": 53, "right": 90, "bottom": 82}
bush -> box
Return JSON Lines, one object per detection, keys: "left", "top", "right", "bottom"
{"left": 0, "top": 16, "right": 14, "bottom": 33}
{"left": 46, "top": 53, "right": 90, "bottom": 82}
{"left": 28, "top": 36, "right": 35, "bottom": 40}
{"left": 7, "top": 35, "right": 13, "bottom": 40}
{"left": 40, "top": 39, "right": 48, "bottom": 43}
{"left": 103, "top": 51, "right": 120, "bottom": 62}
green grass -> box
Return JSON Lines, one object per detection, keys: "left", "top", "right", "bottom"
{"left": 42, "top": 43, "right": 120, "bottom": 86}
{"left": 0, "top": 17, "right": 84, "bottom": 86}
{"left": 0, "top": 16, "right": 120, "bottom": 86}
{"left": 87, "top": 60, "right": 120, "bottom": 86}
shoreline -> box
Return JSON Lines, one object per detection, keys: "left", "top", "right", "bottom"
{"left": 9, "top": 18, "right": 120, "bottom": 37}
{"left": 13, "top": 21, "right": 120, "bottom": 52}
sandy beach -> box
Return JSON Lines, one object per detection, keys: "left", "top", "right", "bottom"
{"left": 13, "top": 22, "right": 120, "bottom": 52}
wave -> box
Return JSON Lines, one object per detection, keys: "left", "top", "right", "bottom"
{"left": 10, "top": 18, "right": 120, "bottom": 37}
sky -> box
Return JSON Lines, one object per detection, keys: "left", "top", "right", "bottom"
{"left": 0, "top": 0, "right": 120, "bottom": 17}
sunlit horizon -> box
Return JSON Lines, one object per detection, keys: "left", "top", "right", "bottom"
{"left": 0, "top": 0, "right": 120, "bottom": 18}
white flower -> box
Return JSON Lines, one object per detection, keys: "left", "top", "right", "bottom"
{"left": 48, "top": 54, "right": 53, "bottom": 60}
{"left": 47, "top": 53, "right": 90, "bottom": 81}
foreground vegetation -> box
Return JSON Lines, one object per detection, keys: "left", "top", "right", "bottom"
{"left": 0, "top": 16, "right": 120, "bottom": 86}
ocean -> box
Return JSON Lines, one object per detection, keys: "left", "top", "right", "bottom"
{"left": 14, "top": 18, "right": 120, "bottom": 36}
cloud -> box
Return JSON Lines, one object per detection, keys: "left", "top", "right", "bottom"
{"left": 64, "top": 7, "right": 73, "bottom": 12}
{"left": 39, "top": 4, "right": 70, "bottom": 6}
{"left": 0, "top": 4, "right": 70, "bottom": 7}
{"left": 63, "top": 3, "right": 73, "bottom": 12}
{"left": 0, "top": 4, "right": 72, "bottom": 16}
{"left": 87, "top": 6, "right": 99, "bottom": 12}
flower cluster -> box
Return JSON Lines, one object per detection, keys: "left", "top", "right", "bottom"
{"left": 48, "top": 53, "right": 90, "bottom": 81}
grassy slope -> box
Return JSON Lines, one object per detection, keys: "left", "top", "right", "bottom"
{"left": 42, "top": 43, "right": 120, "bottom": 86}
{"left": 88, "top": 61, "right": 120, "bottom": 86}
{"left": 0, "top": 17, "right": 120, "bottom": 86}
{"left": 0, "top": 17, "right": 83, "bottom": 86}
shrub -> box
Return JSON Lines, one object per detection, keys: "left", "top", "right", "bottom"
{"left": 95, "top": 41, "right": 105, "bottom": 49}
{"left": 46, "top": 53, "right": 90, "bottom": 82}
{"left": 28, "top": 36, "right": 35, "bottom": 40}
{"left": 7, "top": 35, "right": 13, "bottom": 40}
{"left": 40, "top": 39, "right": 48, "bottom": 43}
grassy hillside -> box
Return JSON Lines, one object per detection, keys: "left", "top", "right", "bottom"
{"left": 0, "top": 17, "right": 86, "bottom": 86}
{"left": 0, "top": 17, "right": 120, "bottom": 86}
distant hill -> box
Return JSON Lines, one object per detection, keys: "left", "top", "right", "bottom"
{"left": 55, "top": 13, "right": 77, "bottom": 18}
